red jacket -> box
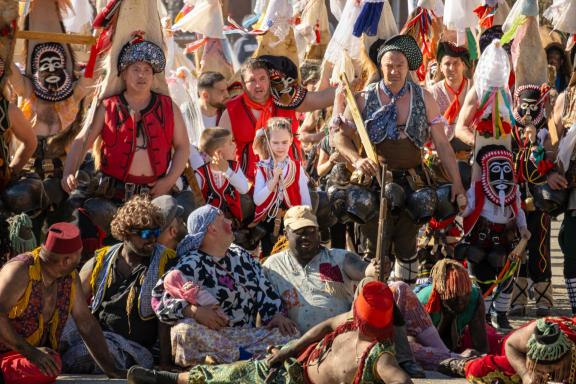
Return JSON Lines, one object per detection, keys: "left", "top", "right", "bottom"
{"left": 226, "top": 94, "right": 301, "bottom": 182}
{"left": 196, "top": 161, "right": 243, "bottom": 220}
{"left": 254, "top": 160, "right": 302, "bottom": 223}
{"left": 100, "top": 93, "right": 174, "bottom": 183}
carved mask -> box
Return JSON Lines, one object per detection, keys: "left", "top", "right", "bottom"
{"left": 513, "top": 86, "right": 545, "bottom": 127}
{"left": 479, "top": 147, "right": 517, "bottom": 208}
{"left": 31, "top": 42, "right": 73, "bottom": 102}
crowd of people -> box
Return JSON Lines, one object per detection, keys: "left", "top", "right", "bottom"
{"left": 1, "top": 0, "right": 576, "bottom": 383}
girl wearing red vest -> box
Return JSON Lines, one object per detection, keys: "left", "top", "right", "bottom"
{"left": 253, "top": 118, "right": 311, "bottom": 256}
{"left": 196, "top": 128, "right": 250, "bottom": 222}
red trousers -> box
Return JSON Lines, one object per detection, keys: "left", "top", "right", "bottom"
{"left": 0, "top": 351, "right": 61, "bottom": 384}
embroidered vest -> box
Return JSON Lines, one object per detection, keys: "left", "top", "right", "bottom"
{"left": 90, "top": 243, "right": 176, "bottom": 320}
{"left": 362, "top": 81, "right": 430, "bottom": 149}
{"left": 226, "top": 95, "right": 301, "bottom": 181}
{"left": 197, "top": 161, "right": 243, "bottom": 220}
{"left": 99, "top": 93, "right": 174, "bottom": 183}
{"left": 0, "top": 249, "right": 75, "bottom": 353}
{"left": 254, "top": 160, "right": 302, "bottom": 223}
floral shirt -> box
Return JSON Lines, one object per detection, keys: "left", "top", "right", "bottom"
{"left": 152, "top": 244, "right": 282, "bottom": 326}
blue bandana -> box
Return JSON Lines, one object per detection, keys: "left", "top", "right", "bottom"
{"left": 177, "top": 205, "right": 219, "bottom": 255}
{"left": 366, "top": 81, "right": 408, "bottom": 143}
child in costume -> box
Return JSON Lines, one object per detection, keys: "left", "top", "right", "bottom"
{"left": 196, "top": 128, "right": 249, "bottom": 223}
{"left": 253, "top": 117, "right": 311, "bottom": 255}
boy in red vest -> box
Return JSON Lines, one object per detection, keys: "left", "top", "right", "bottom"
{"left": 196, "top": 128, "right": 249, "bottom": 223}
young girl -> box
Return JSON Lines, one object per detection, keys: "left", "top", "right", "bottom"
{"left": 253, "top": 117, "right": 311, "bottom": 255}
{"left": 196, "top": 128, "right": 250, "bottom": 222}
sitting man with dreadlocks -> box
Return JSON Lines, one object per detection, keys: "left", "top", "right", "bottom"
{"left": 415, "top": 259, "right": 499, "bottom": 357}
{"left": 128, "top": 281, "right": 412, "bottom": 384}
{"left": 440, "top": 317, "right": 576, "bottom": 384}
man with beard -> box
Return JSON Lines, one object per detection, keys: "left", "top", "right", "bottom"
{"left": 218, "top": 56, "right": 335, "bottom": 181}
{"left": 460, "top": 145, "right": 530, "bottom": 330}
{"left": 198, "top": 71, "right": 229, "bottom": 129}
{"left": 152, "top": 195, "right": 187, "bottom": 251}
{"left": 60, "top": 195, "right": 176, "bottom": 373}
{"left": 128, "top": 281, "right": 412, "bottom": 384}
{"left": 0, "top": 222, "right": 123, "bottom": 383}
{"left": 263, "top": 205, "right": 426, "bottom": 378}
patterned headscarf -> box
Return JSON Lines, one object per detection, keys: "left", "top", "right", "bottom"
{"left": 176, "top": 205, "right": 219, "bottom": 255}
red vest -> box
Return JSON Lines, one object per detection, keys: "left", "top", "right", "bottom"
{"left": 226, "top": 94, "right": 301, "bottom": 182}
{"left": 100, "top": 93, "right": 174, "bottom": 183}
{"left": 196, "top": 161, "right": 243, "bottom": 220}
{"left": 254, "top": 160, "right": 302, "bottom": 223}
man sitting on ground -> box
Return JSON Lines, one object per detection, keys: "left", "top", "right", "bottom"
{"left": 128, "top": 281, "right": 412, "bottom": 384}
{"left": 61, "top": 195, "right": 175, "bottom": 373}
{"left": 152, "top": 195, "right": 187, "bottom": 251}
{"left": 152, "top": 205, "right": 297, "bottom": 367}
{"left": 0, "top": 223, "right": 122, "bottom": 383}
{"left": 263, "top": 205, "right": 425, "bottom": 378}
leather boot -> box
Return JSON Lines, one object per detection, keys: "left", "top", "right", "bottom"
{"left": 509, "top": 276, "right": 528, "bottom": 316}
{"left": 532, "top": 281, "right": 553, "bottom": 316}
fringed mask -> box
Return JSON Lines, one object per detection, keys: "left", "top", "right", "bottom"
{"left": 260, "top": 55, "right": 307, "bottom": 109}
{"left": 477, "top": 145, "right": 517, "bottom": 208}
{"left": 118, "top": 33, "right": 166, "bottom": 75}
{"left": 31, "top": 43, "right": 73, "bottom": 102}
{"left": 513, "top": 85, "right": 548, "bottom": 128}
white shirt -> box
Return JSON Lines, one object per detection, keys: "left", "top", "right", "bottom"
{"left": 463, "top": 186, "right": 527, "bottom": 229}
{"left": 202, "top": 113, "right": 218, "bottom": 130}
{"left": 195, "top": 164, "right": 250, "bottom": 195}
{"left": 253, "top": 158, "right": 311, "bottom": 207}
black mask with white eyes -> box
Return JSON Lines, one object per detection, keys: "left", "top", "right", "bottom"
{"left": 30, "top": 42, "right": 73, "bottom": 102}
{"left": 479, "top": 147, "right": 517, "bottom": 208}
{"left": 513, "top": 86, "right": 545, "bottom": 128}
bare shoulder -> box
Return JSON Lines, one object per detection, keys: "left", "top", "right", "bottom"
{"left": 0, "top": 259, "right": 31, "bottom": 311}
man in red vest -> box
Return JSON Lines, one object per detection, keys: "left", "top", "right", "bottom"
{"left": 61, "top": 35, "right": 190, "bottom": 201}
{"left": 218, "top": 56, "right": 335, "bottom": 181}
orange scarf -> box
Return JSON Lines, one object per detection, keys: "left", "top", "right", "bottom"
{"left": 241, "top": 92, "right": 274, "bottom": 131}
{"left": 443, "top": 79, "right": 466, "bottom": 124}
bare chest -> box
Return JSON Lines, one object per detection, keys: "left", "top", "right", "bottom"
{"left": 377, "top": 88, "right": 412, "bottom": 126}
{"left": 306, "top": 333, "right": 371, "bottom": 384}
{"left": 40, "top": 283, "right": 58, "bottom": 322}
{"left": 34, "top": 101, "right": 62, "bottom": 137}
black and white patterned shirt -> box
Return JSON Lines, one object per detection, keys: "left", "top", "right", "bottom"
{"left": 152, "top": 244, "right": 282, "bottom": 326}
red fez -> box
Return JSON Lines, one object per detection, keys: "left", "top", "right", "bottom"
{"left": 354, "top": 281, "right": 394, "bottom": 329}
{"left": 43, "top": 222, "right": 82, "bottom": 254}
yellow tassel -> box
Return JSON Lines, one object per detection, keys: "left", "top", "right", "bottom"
{"left": 90, "top": 246, "right": 110, "bottom": 293}
{"left": 159, "top": 248, "right": 176, "bottom": 277}
{"left": 9, "top": 248, "right": 42, "bottom": 319}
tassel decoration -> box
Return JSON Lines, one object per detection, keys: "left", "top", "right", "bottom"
{"left": 501, "top": 15, "right": 527, "bottom": 45}
{"left": 466, "top": 28, "right": 478, "bottom": 61}
{"left": 352, "top": 0, "right": 384, "bottom": 37}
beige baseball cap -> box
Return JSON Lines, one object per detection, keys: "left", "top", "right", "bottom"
{"left": 284, "top": 206, "right": 319, "bottom": 231}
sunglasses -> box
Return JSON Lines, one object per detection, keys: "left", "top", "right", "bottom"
{"left": 130, "top": 228, "right": 161, "bottom": 240}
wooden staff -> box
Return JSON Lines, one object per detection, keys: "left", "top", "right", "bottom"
{"left": 16, "top": 30, "right": 97, "bottom": 45}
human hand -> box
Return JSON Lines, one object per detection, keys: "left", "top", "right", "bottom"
{"left": 273, "top": 167, "right": 283, "bottom": 181}
{"left": 267, "top": 345, "right": 295, "bottom": 367}
{"left": 547, "top": 172, "right": 568, "bottom": 190}
{"left": 267, "top": 313, "right": 299, "bottom": 336}
{"left": 150, "top": 177, "right": 174, "bottom": 197}
{"left": 212, "top": 152, "right": 229, "bottom": 173}
{"left": 27, "top": 347, "right": 61, "bottom": 377}
{"left": 353, "top": 158, "right": 378, "bottom": 177}
{"left": 62, "top": 173, "right": 77, "bottom": 194}
{"left": 192, "top": 305, "right": 229, "bottom": 331}
{"left": 365, "top": 258, "right": 380, "bottom": 279}
{"left": 329, "top": 152, "right": 344, "bottom": 164}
